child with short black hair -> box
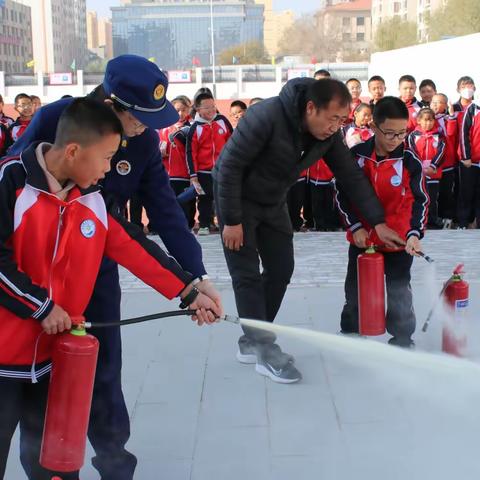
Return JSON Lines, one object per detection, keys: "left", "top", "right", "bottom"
{"left": 30, "top": 95, "right": 42, "bottom": 113}
{"left": 314, "top": 69, "right": 331, "bottom": 79}
{"left": 453, "top": 76, "right": 475, "bottom": 113}
{"left": 458, "top": 85, "right": 480, "bottom": 229}
{"left": 430, "top": 93, "right": 458, "bottom": 226}
{"left": 186, "top": 92, "right": 233, "bottom": 235}
{"left": 159, "top": 95, "right": 195, "bottom": 229}
{"left": 9, "top": 93, "right": 33, "bottom": 143}
{"left": 336, "top": 96, "right": 429, "bottom": 348}
{"left": 408, "top": 107, "right": 445, "bottom": 229}
{"left": 368, "top": 75, "right": 386, "bottom": 106}
{"left": 230, "top": 100, "right": 247, "bottom": 128}
{"left": 399, "top": 75, "right": 422, "bottom": 133}
{"left": 343, "top": 103, "right": 374, "bottom": 148}
{"left": 0, "top": 94, "right": 14, "bottom": 128}
{"left": 0, "top": 97, "right": 218, "bottom": 479}
{"left": 419, "top": 79, "right": 437, "bottom": 106}
{"left": 346, "top": 78, "right": 362, "bottom": 123}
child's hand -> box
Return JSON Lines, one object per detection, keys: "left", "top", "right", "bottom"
{"left": 425, "top": 166, "right": 436, "bottom": 177}
{"left": 448, "top": 102, "right": 455, "bottom": 116}
{"left": 461, "top": 159, "right": 472, "bottom": 168}
{"left": 352, "top": 228, "right": 369, "bottom": 248}
{"left": 190, "top": 177, "right": 205, "bottom": 195}
{"left": 406, "top": 236, "right": 422, "bottom": 257}
{"left": 41, "top": 304, "right": 72, "bottom": 335}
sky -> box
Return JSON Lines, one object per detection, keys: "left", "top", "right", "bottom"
{"left": 86, "top": 0, "right": 317, "bottom": 19}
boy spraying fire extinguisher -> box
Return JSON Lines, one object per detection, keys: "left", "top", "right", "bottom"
{"left": 0, "top": 98, "right": 219, "bottom": 480}
{"left": 336, "top": 96, "right": 430, "bottom": 348}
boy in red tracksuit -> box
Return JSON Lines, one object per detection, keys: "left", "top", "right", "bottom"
{"left": 336, "top": 97, "right": 429, "bottom": 348}
{"left": 431, "top": 94, "right": 459, "bottom": 226}
{"left": 0, "top": 98, "right": 218, "bottom": 480}
{"left": 159, "top": 96, "right": 195, "bottom": 228}
{"left": 458, "top": 99, "right": 480, "bottom": 228}
{"left": 399, "top": 75, "right": 422, "bottom": 133}
{"left": 186, "top": 91, "right": 233, "bottom": 235}
{"left": 345, "top": 78, "right": 362, "bottom": 123}
{"left": 308, "top": 158, "right": 340, "bottom": 231}
{"left": 408, "top": 107, "right": 445, "bottom": 229}
{"left": 8, "top": 93, "right": 33, "bottom": 143}
{"left": 343, "top": 103, "right": 374, "bottom": 148}
{"left": 287, "top": 169, "right": 308, "bottom": 231}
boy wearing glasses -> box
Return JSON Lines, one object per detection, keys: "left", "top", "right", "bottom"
{"left": 186, "top": 92, "right": 233, "bottom": 235}
{"left": 9, "top": 93, "right": 33, "bottom": 142}
{"left": 336, "top": 96, "right": 429, "bottom": 348}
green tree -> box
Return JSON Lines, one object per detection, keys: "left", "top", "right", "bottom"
{"left": 427, "top": 0, "right": 480, "bottom": 41}
{"left": 374, "top": 17, "right": 418, "bottom": 52}
{"left": 218, "top": 41, "right": 269, "bottom": 65}
{"left": 84, "top": 58, "right": 109, "bottom": 73}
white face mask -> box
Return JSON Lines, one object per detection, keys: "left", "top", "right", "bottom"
{"left": 460, "top": 88, "right": 475, "bottom": 100}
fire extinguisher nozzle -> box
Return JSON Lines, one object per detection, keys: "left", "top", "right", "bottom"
{"left": 417, "top": 251, "right": 434, "bottom": 263}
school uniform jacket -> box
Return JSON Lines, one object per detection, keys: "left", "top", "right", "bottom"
{"left": 460, "top": 102, "right": 480, "bottom": 164}
{"left": 186, "top": 113, "right": 233, "bottom": 176}
{"left": 403, "top": 97, "right": 422, "bottom": 133}
{"left": 0, "top": 113, "right": 14, "bottom": 128}
{"left": 0, "top": 123, "right": 11, "bottom": 157}
{"left": 8, "top": 118, "right": 31, "bottom": 143}
{"left": 408, "top": 126, "right": 445, "bottom": 181}
{"left": 308, "top": 158, "right": 334, "bottom": 184}
{"left": 159, "top": 121, "right": 190, "bottom": 180}
{"left": 7, "top": 96, "right": 207, "bottom": 279}
{"left": 343, "top": 122, "right": 374, "bottom": 149}
{"left": 336, "top": 137, "right": 429, "bottom": 249}
{"left": 435, "top": 113, "right": 458, "bottom": 171}
{"left": 0, "top": 143, "right": 192, "bottom": 381}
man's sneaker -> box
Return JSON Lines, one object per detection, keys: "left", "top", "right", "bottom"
{"left": 443, "top": 218, "right": 453, "bottom": 229}
{"left": 236, "top": 337, "right": 258, "bottom": 364}
{"left": 197, "top": 227, "right": 210, "bottom": 236}
{"left": 255, "top": 343, "right": 301, "bottom": 384}
{"left": 388, "top": 337, "right": 415, "bottom": 349}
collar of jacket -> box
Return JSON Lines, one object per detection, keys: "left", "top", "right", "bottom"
{"left": 193, "top": 113, "right": 221, "bottom": 125}
{"left": 353, "top": 136, "right": 404, "bottom": 162}
{"left": 20, "top": 141, "right": 101, "bottom": 197}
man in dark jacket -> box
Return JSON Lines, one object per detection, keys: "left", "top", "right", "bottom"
{"left": 213, "top": 78, "right": 405, "bottom": 383}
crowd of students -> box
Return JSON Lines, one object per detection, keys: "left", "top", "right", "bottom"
{"left": 2, "top": 70, "right": 479, "bottom": 236}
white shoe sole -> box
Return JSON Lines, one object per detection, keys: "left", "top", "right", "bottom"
{"left": 236, "top": 350, "right": 257, "bottom": 364}
{"left": 255, "top": 363, "right": 301, "bottom": 384}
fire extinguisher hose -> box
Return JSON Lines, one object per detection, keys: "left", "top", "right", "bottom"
{"left": 82, "top": 311, "right": 240, "bottom": 329}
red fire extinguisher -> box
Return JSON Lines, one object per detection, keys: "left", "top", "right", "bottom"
{"left": 40, "top": 317, "right": 99, "bottom": 472}
{"left": 357, "top": 245, "right": 386, "bottom": 336}
{"left": 442, "top": 264, "right": 469, "bottom": 357}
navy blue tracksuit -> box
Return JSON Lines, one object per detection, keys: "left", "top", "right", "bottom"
{"left": 8, "top": 98, "right": 207, "bottom": 480}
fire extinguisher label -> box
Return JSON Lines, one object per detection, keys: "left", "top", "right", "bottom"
{"left": 456, "top": 299, "right": 469, "bottom": 309}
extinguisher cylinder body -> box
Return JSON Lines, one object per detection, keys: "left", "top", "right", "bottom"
{"left": 357, "top": 248, "right": 386, "bottom": 336}
{"left": 40, "top": 329, "right": 99, "bottom": 472}
{"left": 442, "top": 275, "right": 469, "bottom": 357}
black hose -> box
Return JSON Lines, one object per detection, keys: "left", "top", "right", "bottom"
{"left": 85, "top": 309, "right": 198, "bottom": 328}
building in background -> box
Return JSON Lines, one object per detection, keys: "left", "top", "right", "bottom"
{"left": 112, "top": 0, "right": 264, "bottom": 70}
{"left": 372, "top": 0, "right": 446, "bottom": 41}
{"left": 0, "top": 0, "right": 33, "bottom": 73}
{"left": 316, "top": 0, "right": 372, "bottom": 61}
{"left": 16, "top": 0, "right": 87, "bottom": 73}
{"left": 87, "top": 10, "right": 113, "bottom": 59}
{"left": 255, "top": 0, "right": 294, "bottom": 56}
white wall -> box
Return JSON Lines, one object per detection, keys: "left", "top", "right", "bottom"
{"left": 369, "top": 33, "right": 480, "bottom": 102}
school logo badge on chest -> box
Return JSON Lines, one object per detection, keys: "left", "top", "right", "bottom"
{"left": 116, "top": 160, "right": 131, "bottom": 176}
{"left": 390, "top": 175, "right": 402, "bottom": 187}
{"left": 218, "top": 128, "right": 224, "bottom": 135}
{"left": 80, "top": 219, "right": 96, "bottom": 238}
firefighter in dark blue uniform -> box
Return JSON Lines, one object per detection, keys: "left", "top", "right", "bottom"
{"left": 8, "top": 55, "right": 223, "bottom": 480}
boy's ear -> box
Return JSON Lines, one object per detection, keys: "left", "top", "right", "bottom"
{"left": 64, "top": 142, "right": 80, "bottom": 162}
